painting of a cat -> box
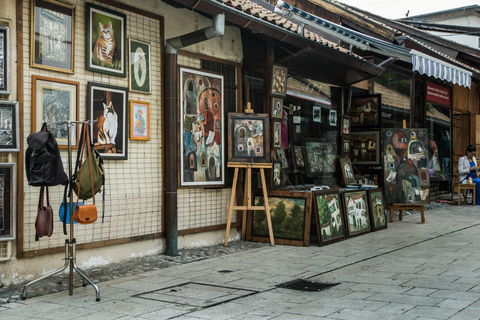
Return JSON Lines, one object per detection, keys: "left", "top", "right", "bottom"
{"left": 93, "top": 21, "right": 115, "bottom": 65}
{"left": 96, "top": 102, "right": 118, "bottom": 145}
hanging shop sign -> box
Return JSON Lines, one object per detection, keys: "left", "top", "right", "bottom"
{"left": 426, "top": 82, "right": 451, "bottom": 107}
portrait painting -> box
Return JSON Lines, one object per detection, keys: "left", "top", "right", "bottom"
{"left": 129, "top": 38, "right": 151, "bottom": 93}
{"left": 0, "top": 102, "right": 19, "bottom": 152}
{"left": 368, "top": 189, "right": 387, "bottom": 231}
{"left": 350, "top": 94, "right": 381, "bottom": 128}
{"left": 350, "top": 131, "right": 380, "bottom": 165}
{"left": 129, "top": 100, "right": 150, "bottom": 141}
{"left": 86, "top": 3, "right": 126, "bottom": 77}
{"left": 31, "top": 0, "right": 74, "bottom": 73}
{"left": 271, "top": 65, "right": 287, "bottom": 97}
{"left": 88, "top": 82, "right": 128, "bottom": 160}
{"left": 342, "top": 190, "right": 371, "bottom": 237}
{"left": 181, "top": 68, "right": 224, "bottom": 186}
{"left": 0, "top": 163, "right": 15, "bottom": 241}
{"left": 228, "top": 113, "right": 270, "bottom": 163}
{"left": 303, "top": 139, "right": 336, "bottom": 177}
{"left": 32, "top": 76, "right": 79, "bottom": 148}
{"left": 0, "top": 26, "right": 10, "bottom": 94}
{"left": 339, "top": 157, "right": 356, "bottom": 186}
{"left": 272, "top": 97, "right": 283, "bottom": 119}
{"left": 313, "top": 190, "right": 346, "bottom": 245}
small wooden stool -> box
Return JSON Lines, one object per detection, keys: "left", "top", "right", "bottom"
{"left": 390, "top": 203, "right": 425, "bottom": 223}
{"left": 456, "top": 184, "right": 476, "bottom": 206}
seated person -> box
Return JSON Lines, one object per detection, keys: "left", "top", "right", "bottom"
{"left": 458, "top": 145, "right": 480, "bottom": 205}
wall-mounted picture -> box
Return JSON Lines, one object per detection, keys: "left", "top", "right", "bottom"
{"left": 129, "top": 38, "right": 151, "bottom": 93}
{"left": 341, "top": 137, "right": 350, "bottom": 156}
{"left": 272, "top": 121, "right": 282, "bottom": 149}
{"left": 368, "top": 188, "right": 387, "bottom": 231}
{"left": 341, "top": 115, "right": 351, "bottom": 136}
{"left": 350, "top": 94, "right": 381, "bottom": 128}
{"left": 329, "top": 110, "right": 337, "bottom": 126}
{"left": 342, "top": 190, "right": 371, "bottom": 237}
{"left": 382, "top": 128, "right": 429, "bottom": 204}
{"left": 313, "top": 106, "right": 321, "bottom": 123}
{"left": 0, "top": 102, "right": 19, "bottom": 152}
{"left": 0, "top": 26, "right": 10, "bottom": 94}
{"left": 276, "top": 148, "right": 288, "bottom": 169}
{"left": 228, "top": 113, "right": 270, "bottom": 163}
{"left": 291, "top": 144, "right": 305, "bottom": 168}
{"left": 247, "top": 190, "right": 311, "bottom": 246}
{"left": 180, "top": 67, "right": 224, "bottom": 187}
{"left": 303, "top": 139, "right": 336, "bottom": 177}
{"left": 272, "top": 97, "right": 283, "bottom": 119}
{"left": 350, "top": 131, "right": 380, "bottom": 165}
{"left": 129, "top": 100, "right": 150, "bottom": 141}
{"left": 339, "top": 157, "right": 356, "bottom": 186}
{"left": 271, "top": 161, "right": 286, "bottom": 189}
{"left": 32, "top": 76, "right": 79, "bottom": 149}
{"left": 31, "top": 0, "right": 74, "bottom": 74}
{"left": 0, "top": 163, "right": 16, "bottom": 241}
{"left": 88, "top": 82, "right": 128, "bottom": 160}
{"left": 271, "top": 64, "right": 287, "bottom": 97}
{"left": 86, "top": 3, "right": 126, "bottom": 77}
{"left": 314, "top": 190, "right": 346, "bottom": 246}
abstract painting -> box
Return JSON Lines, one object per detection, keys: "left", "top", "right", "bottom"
{"left": 368, "top": 188, "right": 387, "bottom": 231}
{"left": 271, "top": 65, "right": 287, "bottom": 97}
{"left": 180, "top": 67, "right": 224, "bottom": 187}
{"left": 303, "top": 139, "right": 336, "bottom": 177}
{"left": 313, "top": 190, "right": 346, "bottom": 245}
{"left": 382, "top": 128, "right": 429, "bottom": 204}
{"left": 228, "top": 113, "right": 270, "bottom": 163}
{"left": 342, "top": 190, "right": 371, "bottom": 237}
{"left": 350, "top": 94, "right": 381, "bottom": 128}
{"left": 350, "top": 131, "right": 380, "bottom": 165}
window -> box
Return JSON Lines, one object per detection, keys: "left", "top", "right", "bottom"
{"left": 426, "top": 103, "right": 451, "bottom": 179}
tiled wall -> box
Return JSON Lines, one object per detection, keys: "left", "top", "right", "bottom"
{"left": 22, "top": 0, "right": 163, "bottom": 252}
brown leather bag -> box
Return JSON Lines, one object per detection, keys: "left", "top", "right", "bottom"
{"left": 73, "top": 123, "right": 98, "bottom": 225}
{"left": 35, "top": 186, "right": 54, "bottom": 240}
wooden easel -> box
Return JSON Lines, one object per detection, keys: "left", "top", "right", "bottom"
{"left": 224, "top": 103, "right": 275, "bottom": 247}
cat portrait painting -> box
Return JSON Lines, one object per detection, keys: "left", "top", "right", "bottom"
{"left": 86, "top": 4, "right": 126, "bottom": 77}
{"left": 88, "top": 82, "right": 128, "bottom": 160}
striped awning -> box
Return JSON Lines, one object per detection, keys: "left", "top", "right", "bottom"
{"left": 411, "top": 50, "right": 472, "bottom": 88}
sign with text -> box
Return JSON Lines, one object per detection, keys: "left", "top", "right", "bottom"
{"left": 426, "top": 82, "right": 451, "bottom": 106}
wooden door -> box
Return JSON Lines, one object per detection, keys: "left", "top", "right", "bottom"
{"left": 453, "top": 115, "right": 470, "bottom": 179}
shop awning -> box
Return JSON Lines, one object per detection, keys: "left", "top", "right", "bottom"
{"left": 411, "top": 49, "right": 472, "bottom": 88}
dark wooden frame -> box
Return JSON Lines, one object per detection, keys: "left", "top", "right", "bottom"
{"left": 341, "top": 115, "right": 351, "bottom": 136}
{"left": 350, "top": 94, "right": 381, "bottom": 128}
{"left": 313, "top": 190, "right": 346, "bottom": 246}
{"left": 367, "top": 188, "right": 387, "bottom": 231}
{"left": 291, "top": 142, "right": 305, "bottom": 168}
{"left": 341, "top": 137, "right": 350, "bottom": 156}
{"left": 0, "top": 101, "right": 19, "bottom": 152}
{"left": 270, "top": 64, "right": 287, "bottom": 98}
{"left": 302, "top": 138, "right": 337, "bottom": 178}
{"left": 0, "top": 26, "right": 10, "bottom": 94}
{"left": 270, "top": 161, "right": 285, "bottom": 189}
{"left": 247, "top": 189, "right": 311, "bottom": 246}
{"left": 339, "top": 157, "right": 356, "bottom": 186}
{"left": 341, "top": 190, "right": 372, "bottom": 237}
{"left": 228, "top": 113, "right": 270, "bottom": 163}
{"left": 349, "top": 131, "right": 380, "bottom": 165}
{"left": 86, "top": 3, "right": 127, "bottom": 77}
{"left": 128, "top": 38, "right": 151, "bottom": 94}
{"left": 271, "top": 97, "right": 283, "bottom": 119}
{"left": 0, "top": 163, "right": 15, "bottom": 241}
{"left": 272, "top": 120, "right": 282, "bottom": 149}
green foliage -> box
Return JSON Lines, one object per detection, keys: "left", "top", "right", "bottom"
{"left": 317, "top": 196, "right": 331, "bottom": 226}
{"left": 375, "top": 69, "right": 411, "bottom": 96}
{"left": 92, "top": 56, "right": 121, "bottom": 70}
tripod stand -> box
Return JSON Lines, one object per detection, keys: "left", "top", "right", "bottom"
{"left": 22, "top": 120, "right": 100, "bottom": 301}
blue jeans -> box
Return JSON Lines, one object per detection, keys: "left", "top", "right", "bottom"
{"left": 472, "top": 177, "right": 480, "bottom": 205}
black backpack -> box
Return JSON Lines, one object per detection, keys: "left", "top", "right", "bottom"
{"left": 26, "top": 123, "right": 68, "bottom": 187}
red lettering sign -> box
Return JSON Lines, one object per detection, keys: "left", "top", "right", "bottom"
{"left": 426, "top": 82, "right": 451, "bottom": 106}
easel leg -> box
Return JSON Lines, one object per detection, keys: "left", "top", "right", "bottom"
{"left": 224, "top": 167, "right": 239, "bottom": 247}
{"left": 242, "top": 168, "right": 248, "bottom": 240}
{"left": 260, "top": 169, "right": 275, "bottom": 246}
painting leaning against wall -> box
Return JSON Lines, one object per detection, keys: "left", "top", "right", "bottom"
{"left": 180, "top": 67, "right": 224, "bottom": 187}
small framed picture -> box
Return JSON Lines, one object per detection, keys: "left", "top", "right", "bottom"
{"left": 271, "top": 64, "right": 287, "bottom": 97}
{"left": 31, "top": 0, "right": 75, "bottom": 73}
{"left": 291, "top": 143, "right": 305, "bottom": 168}
{"left": 129, "top": 100, "right": 150, "bottom": 141}
{"left": 271, "top": 97, "right": 283, "bottom": 119}
{"left": 86, "top": 3, "right": 126, "bottom": 77}
{"left": 0, "top": 163, "right": 16, "bottom": 241}
{"left": 88, "top": 82, "right": 128, "bottom": 160}
{"left": 32, "top": 76, "right": 79, "bottom": 148}
{"left": 0, "top": 102, "right": 19, "bottom": 152}
{"left": 329, "top": 110, "right": 337, "bottom": 126}
{"left": 0, "top": 26, "right": 10, "bottom": 94}
{"left": 342, "top": 190, "right": 372, "bottom": 237}
{"left": 129, "top": 38, "right": 151, "bottom": 94}
{"left": 341, "top": 115, "right": 351, "bottom": 136}
{"left": 350, "top": 94, "right": 381, "bottom": 128}
{"left": 228, "top": 113, "right": 270, "bottom": 163}
{"left": 341, "top": 137, "right": 350, "bottom": 156}
{"left": 339, "top": 157, "right": 356, "bottom": 186}
{"left": 350, "top": 131, "right": 380, "bottom": 165}
{"left": 367, "top": 188, "right": 387, "bottom": 231}
{"left": 313, "top": 106, "right": 321, "bottom": 123}
{"left": 271, "top": 161, "right": 285, "bottom": 189}
{"left": 272, "top": 120, "right": 282, "bottom": 149}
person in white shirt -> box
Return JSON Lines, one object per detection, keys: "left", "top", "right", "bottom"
{"left": 458, "top": 145, "right": 479, "bottom": 205}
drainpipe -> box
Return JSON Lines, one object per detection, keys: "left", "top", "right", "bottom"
{"left": 164, "top": 13, "right": 225, "bottom": 256}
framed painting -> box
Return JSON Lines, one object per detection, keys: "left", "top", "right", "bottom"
{"left": 228, "top": 113, "right": 270, "bottom": 163}
{"left": 88, "top": 82, "right": 128, "bottom": 160}
{"left": 354, "top": 170, "right": 381, "bottom": 186}
{"left": 272, "top": 120, "right": 282, "bottom": 149}
{"left": 313, "top": 190, "right": 346, "bottom": 245}
{"left": 339, "top": 157, "right": 356, "bottom": 186}
{"left": 350, "top": 131, "right": 380, "bottom": 165}
{"left": 302, "top": 138, "right": 336, "bottom": 177}
{"left": 329, "top": 110, "right": 337, "bottom": 126}
{"left": 86, "top": 3, "right": 126, "bottom": 77}
{"left": 0, "top": 102, "right": 19, "bottom": 152}
{"left": 129, "top": 38, "right": 151, "bottom": 93}
{"left": 272, "top": 97, "right": 283, "bottom": 119}
{"left": 0, "top": 163, "right": 16, "bottom": 241}
{"left": 350, "top": 94, "right": 381, "bottom": 128}
{"left": 313, "top": 106, "right": 321, "bottom": 123}
{"left": 271, "top": 161, "right": 286, "bottom": 189}
{"left": 342, "top": 190, "right": 371, "bottom": 237}
{"left": 32, "top": 76, "right": 79, "bottom": 149}
{"left": 0, "top": 26, "right": 10, "bottom": 94}
{"left": 247, "top": 190, "right": 311, "bottom": 246}
{"left": 129, "top": 100, "right": 150, "bottom": 141}
{"left": 341, "top": 115, "right": 351, "bottom": 136}
{"left": 271, "top": 64, "right": 287, "bottom": 97}
{"left": 276, "top": 148, "right": 288, "bottom": 169}
{"left": 31, "top": 0, "right": 74, "bottom": 73}
{"left": 180, "top": 67, "right": 224, "bottom": 187}
{"left": 341, "top": 137, "right": 350, "bottom": 156}
{"left": 368, "top": 188, "right": 387, "bottom": 231}
{"left": 291, "top": 143, "right": 305, "bottom": 168}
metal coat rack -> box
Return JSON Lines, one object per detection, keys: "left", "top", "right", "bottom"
{"left": 22, "top": 120, "right": 100, "bottom": 301}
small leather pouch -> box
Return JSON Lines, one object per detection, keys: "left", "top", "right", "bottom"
{"left": 73, "top": 204, "right": 98, "bottom": 224}
{"left": 35, "top": 186, "right": 54, "bottom": 240}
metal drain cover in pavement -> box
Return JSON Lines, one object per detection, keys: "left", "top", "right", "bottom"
{"left": 133, "top": 282, "right": 258, "bottom": 308}
{"left": 277, "top": 279, "right": 339, "bottom": 292}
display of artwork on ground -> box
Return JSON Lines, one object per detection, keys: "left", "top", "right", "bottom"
{"left": 180, "top": 68, "right": 224, "bottom": 187}
{"left": 342, "top": 190, "right": 371, "bottom": 237}
{"left": 303, "top": 139, "right": 336, "bottom": 177}
{"left": 314, "top": 191, "right": 346, "bottom": 244}
{"left": 382, "top": 128, "right": 429, "bottom": 204}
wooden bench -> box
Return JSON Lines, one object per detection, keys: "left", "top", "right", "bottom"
{"left": 390, "top": 203, "right": 425, "bottom": 224}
